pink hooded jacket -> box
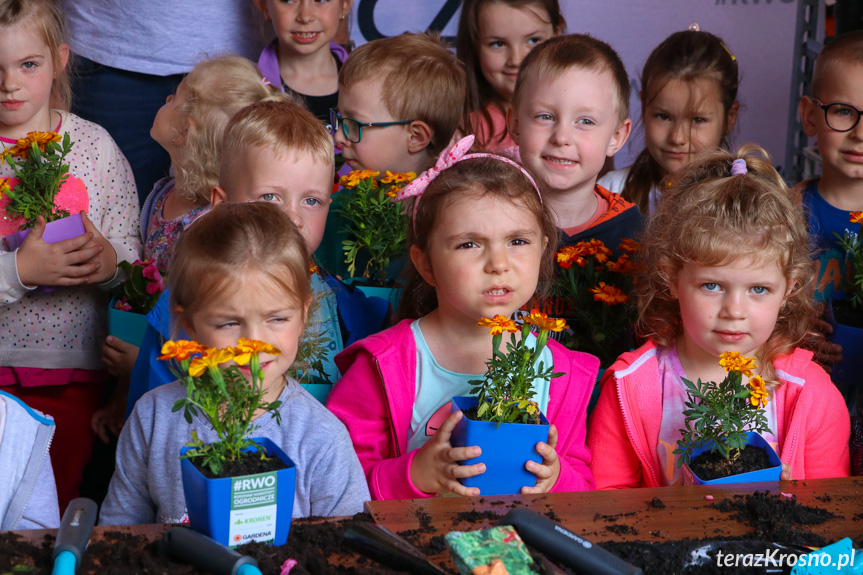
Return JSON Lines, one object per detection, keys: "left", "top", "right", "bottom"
{"left": 587, "top": 342, "right": 851, "bottom": 489}
{"left": 327, "top": 319, "right": 598, "bottom": 500}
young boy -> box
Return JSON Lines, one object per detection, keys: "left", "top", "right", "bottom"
{"left": 127, "top": 99, "right": 390, "bottom": 415}
{"left": 333, "top": 32, "right": 466, "bottom": 175}
{"left": 507, "top": 34, "right": 642, "bottom": 335}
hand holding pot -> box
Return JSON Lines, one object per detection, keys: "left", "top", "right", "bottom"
{"left": 15, "top": 215, "right": 99, "bottom": 287}
{"left": 521, "top": 424, "right": 561, "bottom": 494}
{"left": 102, "top": 335, "right": 140, "bottom": 378}
{"left": 411, "top": 410, "right": 485, "bottom": 496}
{"left": 78, "top": 212, "right": 119, "bottom": 284}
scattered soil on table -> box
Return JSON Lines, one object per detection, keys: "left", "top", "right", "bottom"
{"left": 452, "top": 509, "right": 504, "bottom": 525}
{"left": 605, "top": 524, "right": 639, "bottom": 536}
{"left": 190, "top": 448, "right": 290, "bottom": 480}
{"left": 688, "top": 445, "right": 773, "bottom": 481}
{"left": 649, "top": 497, "right": 666, "bottom": 509}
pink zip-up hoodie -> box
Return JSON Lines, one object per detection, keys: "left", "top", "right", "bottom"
{"left": 588, "top": 342, "right": 851, "bottom": 489}
{"left": 328, "top": 319, "right": 598, "bottom": 500}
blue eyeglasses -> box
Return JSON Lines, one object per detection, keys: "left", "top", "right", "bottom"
{"left": 812, "top": 98, "right": 863, "bottom": 132}
{"left": 329, "top": 109, "right": 413, "bottom": 143}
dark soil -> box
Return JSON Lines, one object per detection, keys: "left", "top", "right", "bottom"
{"left": 689, "top": 445, "right": 773, "bottom": 481}
{"left": 649, "top": 497, "right": 666, "bottom": 509}
{"left": 190, "top": 448, "right": 290, "bottom": 480}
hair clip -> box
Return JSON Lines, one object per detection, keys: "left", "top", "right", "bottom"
{"left": 689, "top": 23, "right": 700, "bottom": 32}
{"left": 730, "top": 158, "right": 748, "bottom": 176}
{"left": 720, "top": 42, "right": 737, "bottom": 62}
{"left": 262, "top": 78, "right": 272, "bottom": 86}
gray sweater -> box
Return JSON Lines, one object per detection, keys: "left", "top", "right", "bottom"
{"left": 100, "top": 380, "right": 369, "bottom": 526}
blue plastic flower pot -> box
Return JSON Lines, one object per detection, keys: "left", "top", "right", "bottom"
{"left": 300, "top": 382, "right": 332, "bottom": 404}
{"left": 180, "top": 437, "right": 296, "bottom": 547}
{"left": 450, "top": 396, "right": 550, "bottom": 495}
{"left": 826, "top": 301, "right": 863, "bottom": 405}
{"left": 108, "top": 298, "right": 149, "bottom": 347}
{"left": 343, "top": 278, "right": 402, "bottom": 310}
{"left": 681, "top": 432, "right": 781, "bottom": 486}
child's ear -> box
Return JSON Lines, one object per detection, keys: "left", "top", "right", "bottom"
{"left": 407, "top": 121, "right": 433, "bottom": 154}
{"left": 725, "top": 101, "right": 740, "bottom": 135}
{"left": 506, "top": 106, "right": 520, "bottom": 144}
{"left": 799, "top": 96, "right": 819, "bottom": 138}
{"left": 211, "top": 186, "right": 228, "bottom": 206}
{"left": 606, "top": 118, "right": 632, "bottom": 157}
{"left": 340, "top": 0, "right": 354, "bottom": 19}
{"left": 57, "top": 43, "right": 70, "bottom": 73}
{"left": 251, "top": 0, "right": 270, "bottom": 19}
{"left": 175, "top": 305, "right": 196, "bottom": 338}
{"left": 410, "top": 244, "right": 436, "bottom": 288}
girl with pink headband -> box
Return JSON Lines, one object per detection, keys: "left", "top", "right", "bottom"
{"left": 328, "top": 135, "right": 599, "bottom": 499}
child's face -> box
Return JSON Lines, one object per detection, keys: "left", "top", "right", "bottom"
{"left": 509, "top": 66, "right": 631, "bottom": 199}
{"left": 253, "top": 0, "right": 352, "bottom": 58}
{"left": 150, "top": 77, "right": 190, "bottom": 152}
{"left": 0, "top": 23, "right": 68, "bottom": 138}
{"left": 476, "top": 2, "right": 556, "bottom": 102}
{"left": 801, "top": 63, "right": 863, "bottom": 185}
{"left": 183, "top": 272, "right": 309, "bottom": 396}
{"left": 673, "top": 256, "right": 789, "bottom": 370}
{"left": 643, "top": 77, "right": 737, "bottom": 176}
{"left": 216, "top": 147, "right": 332, "bottom": 254}
{"left": 334, "top": 76, "right": 427, "bottom": 174}
{"left": 413, "top": 192, "right": 545, "bottom": 326}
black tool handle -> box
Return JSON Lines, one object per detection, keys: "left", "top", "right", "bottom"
{"left": 158, "top": 527, "right": 259, "bottom": 575}
{"left": 344, "top": 523, "right": 448, "bottom": 575}
{"left": 51, "top": 497, "right": 99, "bottom": 569}
{"left": 498, "top": 508, "right": 643, "bottom": 575}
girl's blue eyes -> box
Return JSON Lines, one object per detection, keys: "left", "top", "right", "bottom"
{"left": 751, "top": 286, "right": 768, "bottom": 295}
{"left": 260, "top": 193, "right": 277, "bottom": 202}
{"left": 22, "top": 61, "right": 37, "bottom": 70}
{"left": 303, "top": 197, "right": 322, "bottom": 206}
{"left": 701, "top": 283, "right": 770, "bottom": 294}
{"left": 703, "top": 283, "right": 719, "bottom": 291}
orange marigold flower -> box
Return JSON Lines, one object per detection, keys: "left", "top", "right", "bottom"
{"left": 4, "top": 131, "right": 61, "bottom": 160}
{"left": 619, "top": 238, "right": 643, "bottom": 254}
{"left": 380, "top": 170, "right": 416, "bottom": 184}
{"left": 748, "top": 375, "right": 769, "bottom": 408}
{"left": 0, "top": 178, "right": 9, "bottom": 196}
{"left": 231, "top": 338, "right": 282, "bottom": 366}
{"left": 719, "top": 351, "right": 757, "bottom": 378}
{"left": 850, "top": 212, "right": 863, "bottom": 225}
{"left": 555, "top": 246, "right": 582, "bottom": 269}
{"left": 524, "top": 309, "right": 568, "bottom": 332}
{"left": 189, "top": 347, "right": 236, "bottom": 378}
{"left": 309, "top": 262, "right": 319, "bottom": 275}
{"left": 477, "top": 315, "right": 519, "bottom": 335}
{"left": 385, "top": 184, "right": 403, "bottom": 198}
{"left": 339, "top": 169, "right": 380, "bottom": 189}
{"left": 591, "top": 282, "right": 628, "bottom": 304}
{"left": 605, "top": 254, "right": 632, "bottom": 273}
{"left": 158, "top": 340, "right": 206, "bottom": 361}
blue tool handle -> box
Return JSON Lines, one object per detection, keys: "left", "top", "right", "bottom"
{"left": 159, "top": 527, "right": 260, "bottom": 575}
{"left": 50, "top": 550, "right": 77, "bottom": 575}
{"left": 51, "top": 497, "right": 99, "bottom": 573}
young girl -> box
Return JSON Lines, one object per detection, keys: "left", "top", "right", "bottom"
{"left": 0, "top": 0, "right": 140, "bottom": 511}
{"left": 457, "top": 0, "right": 563, "bottom": 153}
{"left": 588, "top": 146, "right": 851, "bottom": 489}
{"left": 254, "top": 0, "right": 352, "bottom": 125}
{"left": 327, "top": 135, "right": 597, "bottom": 500}
{"left": 99, "top": 203, "right": 369, "bottom": 525}
{"left": 598, "top": 28, "right": 739, "bottom": 216}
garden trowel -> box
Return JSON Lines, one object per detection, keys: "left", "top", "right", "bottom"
{"left": 51, "top": 497, "right": 98, "bottom": 575}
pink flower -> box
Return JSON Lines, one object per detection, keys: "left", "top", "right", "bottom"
{"left": 142, "top": 264, "right": 165, "bottom": 294}
{"left": 114, "top": 297, "right": 132, "bottom": 312}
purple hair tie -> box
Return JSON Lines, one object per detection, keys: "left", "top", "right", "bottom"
{"left": 730, "top": 158, "right": 748, "bottom": 176}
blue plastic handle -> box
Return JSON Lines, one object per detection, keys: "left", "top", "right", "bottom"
{"left": 50, "top": 550, "right": 77, "bottom": 575}
{"left": 237, "top": 564, "right": 264, "bottom": 575}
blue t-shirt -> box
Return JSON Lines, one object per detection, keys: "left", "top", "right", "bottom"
{"left": 802, "top": 179, "right": 855, "bottom": 301}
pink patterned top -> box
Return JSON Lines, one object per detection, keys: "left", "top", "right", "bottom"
{"left": 143, "top": 179, "right": 208, "bottom": 270}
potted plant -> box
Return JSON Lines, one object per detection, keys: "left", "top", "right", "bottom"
{"left": 0, "top": 131, "right": 85, "bottom": 251}
{"left": 107, "top": 259, "right": 167, "bottom": 347}
{"left": 335, "top": 169, "right": 414, "bottom": 307}
{"left": 451, "top": 310, "right": 566, "bottom": 495}
{"left": 159, "top": 338, "right": 297, "bottom": 548}
{"left": 552, "top": 238, "right": 642, "bottom": 368}
{"left": 675, "top": 352, "right": 781, "bottom": 485}
{"left": 287, "top": 284, "right": 335, "bottom": 404}
{"left": 827, "top": 211, "right": 863, "bottom": 389}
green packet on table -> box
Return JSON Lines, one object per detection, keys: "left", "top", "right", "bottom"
{"left": 445, "top": 526, "right": 536, "bottom": 575}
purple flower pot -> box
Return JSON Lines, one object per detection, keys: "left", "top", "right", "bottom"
{"left": 3, "top": 212, "right": 85, "bottom": 251}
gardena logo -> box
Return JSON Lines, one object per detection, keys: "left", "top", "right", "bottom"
{"left": 234, "top": 476, "right": 276, "bottom": 491}
{"left": 241, "top": 531, "right": 273, "bottom": 542}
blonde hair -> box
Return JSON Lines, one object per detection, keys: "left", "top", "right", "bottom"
{"left": 637, "top": 145, "right": 817, "bottom": 386}
{"left": 339, "top": 33, "right": 466, "bottom": 159}
{"left": 512, "top": 34, "right": 630, "bottom": 124}
{"left": 812, "top": 30, "right": 863, "bottom": 96}
{"left": 173, "top": 56, "right": 278, "bottom": 204}
{"left": 170, "top": 202, "right": 311, "bottom": 328}
{"left": 220, "top": 99, "right": 334, "bottom": 181}
{"left": 0, "top": 0, "right": 71, "bottom": 111}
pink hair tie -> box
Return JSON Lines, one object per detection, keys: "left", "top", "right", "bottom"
{"left": 393, "top": 134, "right": 542, "bottom": 226}
{"left": 730, "top": 158, "right": 748, "bottom": 176}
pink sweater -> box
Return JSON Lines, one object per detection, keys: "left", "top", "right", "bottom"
{"left": 328, "top": 319, "right": 598, "bottom": 500}
{"left": 588, "top": 342, "right": 851, "bottom": 489}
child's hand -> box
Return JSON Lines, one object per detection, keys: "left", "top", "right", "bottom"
{"left": 410, "top": 410, "right": 485, "bottom": 496}
{"left": 804, "top": 304, "right": 843, "bottom": 373}
{"left": 78, "top": 212, "right": 118, "bottom": 284}
{"left": 521, "top": 424, "right": 561, "bottom": 494}
{"left": 102, "top": 336, "right": 140, "bottom": 378}
{"left": 15, "top": 215, "right": 99, "bottom": 287}
{"left": 780, "top": 462, "right": 791, "bottom": 481}
{"left": 91, "top": 377, "right": 129, "bottom": 443}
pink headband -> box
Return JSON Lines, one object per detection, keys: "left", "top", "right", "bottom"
{"left": 393, "top": 134, "right": 542, "bottom": 226}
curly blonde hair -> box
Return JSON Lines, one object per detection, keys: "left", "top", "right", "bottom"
{"left": 636, "top": 145, "right": 817, "bottom": 385}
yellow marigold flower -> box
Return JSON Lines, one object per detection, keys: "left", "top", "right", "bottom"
{"left": 339, "top": 169, "right": 380, "bottom": 189}
{"left": 380, "top": 170, "right": 416, "bottom": 184}
{"left": 555, "top": 246, "right": 582, "bottom": 269}
{"left": 189, "top": 347, "right": 236, "bottom": 378}
{"left": 591, "top": 282, "right": 629, "bottom": 305}
{"left": 719, "top": 351, "right": 757, "bottom": 378}
{"left": 385, "top": 184, "right": 403, "bottom": 198}
{"left": 4, "top": 131, "right": 61, "bottom": 160}
{"left": 477, "top": 315, "right": 519, "bottom": 335}
{"left": 231, "top": 338, "right": 282, "bottom": 366}
{"left": 524, "top": 309, "right": 568, "bottom": 332}
{"left": 619, "top": 238, "right": 643, "bottom": 254}
{"left": 851, "top": 212, "right": 863, "bottom": 225}
{"left": 0, "top": 178, "right": 9, "bottom": 196}
{"left": 309, "top": 262, "right": 319, "bottom": 275}
{"left": 158, "top": 340, "right": 207, "bottom": 361}
{"left": 748, "top": 375, "right": 769, "bottom": 408}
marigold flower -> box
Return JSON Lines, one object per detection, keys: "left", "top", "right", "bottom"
{"left": 231, "top": 338, "right": 282, "bottom": 366}
{"left": 524, "top": 309, "right": 568, "bottom": 332}
{"left": 308, "top": 262, "right": 319, "bottom": 275}
{"left": 380, "top": 170, "right": 416, "bottom": 184}
{"left": 851, "top": 212, "right": 863, "bottom": 225}
{"left": 3, "top": 131, "right": 61, "bottom": 160}
{"left": 591, "top": 282, "right": 628, "bottom": 304}
{"left": 158, "top": 340, "right": 207, "bottom": 361}
{"left": 748, "top": 375, "right": 769, "bottom": 408}
{"left": 555, "top": 245, "right": 583, "bottom": 269}
{"left": 477, "top": 315, "right": 519, "bottom": 335}
{"left": 189, "top": 347, "right": 236, "bottom": 377}
{"left": 719, "top": 351, "right": 757, "bottom": 378}
{"left": 339, "top": 169, "right": 380, "bottom": 189}
{"left": 385, "top": 184, "right": 403, "bottom": 198}
{"left": 618, "top": 238, "right": 643, "bottom": 254}
{"left": 605, "top": 254, "right": 632, "bottom": 273}
{"left": 0, "top": 177, "right": 9, "bottom": 196}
